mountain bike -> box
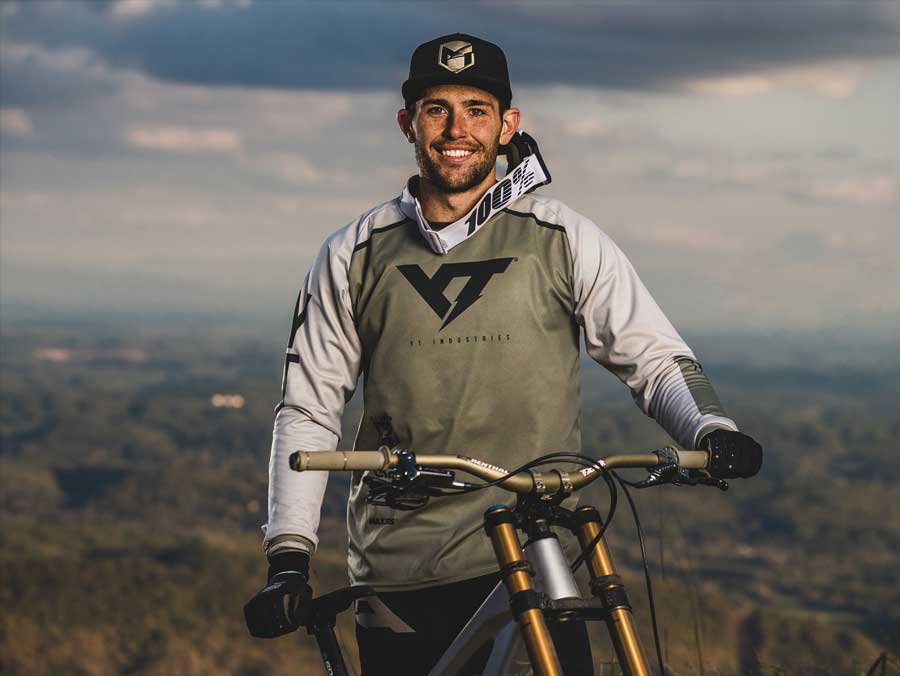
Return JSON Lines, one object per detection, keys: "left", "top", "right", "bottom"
{"left": 287, "top": 443, "right": 758, "bottom": 676}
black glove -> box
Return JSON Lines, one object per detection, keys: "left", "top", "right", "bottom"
{"left": 243, "top": 551, "right": 312, "bottom": 638}
{"left": 700, "top": 429, "right": 763, "bottom": 479}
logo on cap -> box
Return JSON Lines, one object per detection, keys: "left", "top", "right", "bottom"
{"left": 438, "top": 41, "right": 475, "bottom": 74}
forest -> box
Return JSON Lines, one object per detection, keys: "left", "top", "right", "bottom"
{"left": 1, "top": 317, "right": 898, "bottom": 675}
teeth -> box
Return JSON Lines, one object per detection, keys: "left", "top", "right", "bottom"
{"left": 442, "top": 149, "right": 473, "bottom": 157}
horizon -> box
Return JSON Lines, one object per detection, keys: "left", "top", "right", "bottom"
{"left": 3, "top": 303, "right": 899, "bottom": 377}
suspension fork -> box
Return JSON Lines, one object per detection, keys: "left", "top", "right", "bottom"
{"left": 572, "top": 506, "right": 651, "bottom": 676}
{"left": 484, "top": 505, "right": 563, "bottom": 676}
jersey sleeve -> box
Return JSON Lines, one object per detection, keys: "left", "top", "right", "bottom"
{"left": 264, "top": 229, "right": 363, "bottom": 554}
{"left": 559, "top": 203, "right": 738, "bottom": 449}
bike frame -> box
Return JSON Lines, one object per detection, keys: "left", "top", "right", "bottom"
{"left": 309, "top": 504, "right": 650, "bottom": 676}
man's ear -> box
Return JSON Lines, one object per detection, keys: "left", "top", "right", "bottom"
{"left": 499, "top": 108, "right": 521, "bottom": 145}
{"left": 397, "top": 108, "right": 415, "bottom": 143}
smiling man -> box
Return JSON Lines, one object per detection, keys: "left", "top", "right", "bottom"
{"left": 399, "top": 83, "right": 518, "bottom": 213}
{"left": 244, "top": 33, "right": 761, "bottom": 675}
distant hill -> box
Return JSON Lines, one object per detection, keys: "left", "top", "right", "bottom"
{"left": 1, "top": 320, "right": 897, "bottom": 674}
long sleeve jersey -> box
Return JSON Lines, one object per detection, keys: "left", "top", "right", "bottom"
{"left": 265, "top": 180, "right": 737, "bottom": 591}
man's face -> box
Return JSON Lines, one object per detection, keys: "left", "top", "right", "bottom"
{"left": 399, "top": 85, "right": 519, "bottom": 194}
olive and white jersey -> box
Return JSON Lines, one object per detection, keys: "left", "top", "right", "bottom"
{"left": 265, "top": 180, "right": 737, "bottom": 591}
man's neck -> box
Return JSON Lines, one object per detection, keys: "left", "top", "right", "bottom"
{"left": 416, "top": 173, "right": 497, "bottom": 223}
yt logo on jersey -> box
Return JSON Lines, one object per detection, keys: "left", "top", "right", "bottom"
{"left": 398, "top": 258, "right": 513, "bottom": 329}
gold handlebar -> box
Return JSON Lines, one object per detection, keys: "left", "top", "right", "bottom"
{"left": 288, "top": 448, "right": 709, "bottom": 494}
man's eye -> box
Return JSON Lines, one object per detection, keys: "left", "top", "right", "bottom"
{"left": 427, "top": 106, "right": 446, "bottom": 115}
{"left": 469, "top": 108, "right": 487, "bottom": 116}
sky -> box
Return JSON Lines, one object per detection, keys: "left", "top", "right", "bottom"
{"left": 1, "top": 0, "right": 899, "bottom": 338}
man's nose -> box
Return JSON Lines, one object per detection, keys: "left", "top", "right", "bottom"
{"left": 443, "top": 112, "right": 467, "bottom": 139}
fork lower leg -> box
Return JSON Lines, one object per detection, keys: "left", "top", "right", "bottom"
{"left": 573, "top": 506, "right": 651, "bottom": 676}
{"left": 484, "top": 505, "right": 563, "bottom": 676}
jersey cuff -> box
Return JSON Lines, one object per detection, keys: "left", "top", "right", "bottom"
{"left": 693, "top": 418, "right": 739, "bottom": 449}
{"left": 264, "top": 534, "right": 316, "bottom": 558}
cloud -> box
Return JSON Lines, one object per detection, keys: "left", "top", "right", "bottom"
{"left": 242, "top": 153, "right": 355, "bottom": 187}
{"left": 0, "top": 108, "right": 34, "bottom": 137}
{"left": 779, "top": 230, "right": 827, "bottom": 260}
{"left": 109, "top": 0, "right": 164, "bottom": 19}
{"left": 685, "top": 61, "right": 867, "bottom": 99}
{"left": 1, "top": 40, "right": 896, "bottom": 335}
{"left": 2, "top": 1, "right": 897, "bottom": 97}
{"left": 669, "top": 160, "right": 773, "bottom": 186}
{"left": 111, "top": 0, "right": 239, "bottom": 20}
{"left": 244, "top": 90, "right": 356, "bottom": 136}
{"left": 0, "top": 40, "right": 123, "bottom": 106}
{"left": 810, "top": 175, "right": 896, "bottom": 206}
{"left": 686, "top": 75, "right": 772, "bottom": 98}
{"left": 563, "top": 115, "right": 609, "bottom": 138}
{"left": 632, "top": 221, "right": 745, "bottom": 256}
{"left": 126, "top": 125, "right": 241, "bottom": 153}
{"left": 255, "top": 154, "right": 324, "bottom": 186}
{"left": 600, "top": 139, "right": 893, "bottom": 209}
{"left": 196, "top": 0, "right": 253, "bottom": 8}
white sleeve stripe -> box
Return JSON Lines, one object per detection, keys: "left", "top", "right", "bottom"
{"left": 650, "top": 361, "right": 738, "bottom": 449}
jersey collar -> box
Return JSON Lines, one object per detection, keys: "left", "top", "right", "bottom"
{"left": 399, "top": 153, "right": 549, "bottom": 255}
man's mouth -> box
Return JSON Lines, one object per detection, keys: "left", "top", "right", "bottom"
{"left": 437, "top": 147, "right": 477, "bottom": 162}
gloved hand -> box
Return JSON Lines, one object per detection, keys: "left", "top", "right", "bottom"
{"left": 244, "top": 551, "right": 312, "bottom": 638}
{"left": 700, "top": 429, "right": 763, "bottom": 479}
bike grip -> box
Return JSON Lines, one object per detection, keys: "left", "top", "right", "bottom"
{"left": 673, "top": 449, "right": 709, "bottom": 470}
{"left": 289, "top": 449, "right": 392, "bottom": 472}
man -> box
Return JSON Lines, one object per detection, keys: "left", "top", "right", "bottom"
{"left": 245, "top": 33, "right": 761, "bottom": 674}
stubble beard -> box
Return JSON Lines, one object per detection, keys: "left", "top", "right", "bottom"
{"left": 415, "top": 135, "right": 500, "bottom": 194}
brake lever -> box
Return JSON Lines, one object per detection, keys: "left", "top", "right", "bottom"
{"left": 363, "top": 453, "right": 459, "bottom": 509}
{"left": 681, "top": 472, "right": 729, "bottom": 491}
{"left": 632, "top": 462, "right": 677, "bottom": 488}
{"left": 633, "top": 448, "right": 728, "bottom": 491}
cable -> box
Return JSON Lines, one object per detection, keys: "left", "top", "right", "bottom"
{"left": 466, "top": 453, "right": 618, "bottom": 573}
{"left": 449, "top": 450, "right": 621, "bottom": 575}
{"left": 437, "top": 451, "right": 609, "bottom": 495}
{"left": 569, "top": 467, "right": 617, "bottom": 573}
{"left": 615, "top": 474, "right": 643, "bottom": 488}
{"left": 442, "top": 451, "right": 620, "bottom": 572}
{"left": 415, "top": 449, "right": 621, "bottom": 574}
{"left": 398, "top": 450, "right": 621, "bottom": 573}
{"left": 613, "top": 472, "right": 666, "bottom": 676}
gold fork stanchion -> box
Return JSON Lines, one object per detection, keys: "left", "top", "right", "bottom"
{"left": 573, "top": 506, "right": 652, "bottom": 676}
{"left": 484, "top": 506, "right": 563, "bottom": 676}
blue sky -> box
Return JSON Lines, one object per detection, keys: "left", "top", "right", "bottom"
{"left": 1, "top": 0, "right": 898, "bottom": 336}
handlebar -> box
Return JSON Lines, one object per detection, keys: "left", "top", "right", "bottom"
{"left": 288, "top": 447, "right": 711, "bottom": 494}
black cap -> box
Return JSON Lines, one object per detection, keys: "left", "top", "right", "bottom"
{"left": 402, "top": 33, "right": 512, "bottom": 109}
